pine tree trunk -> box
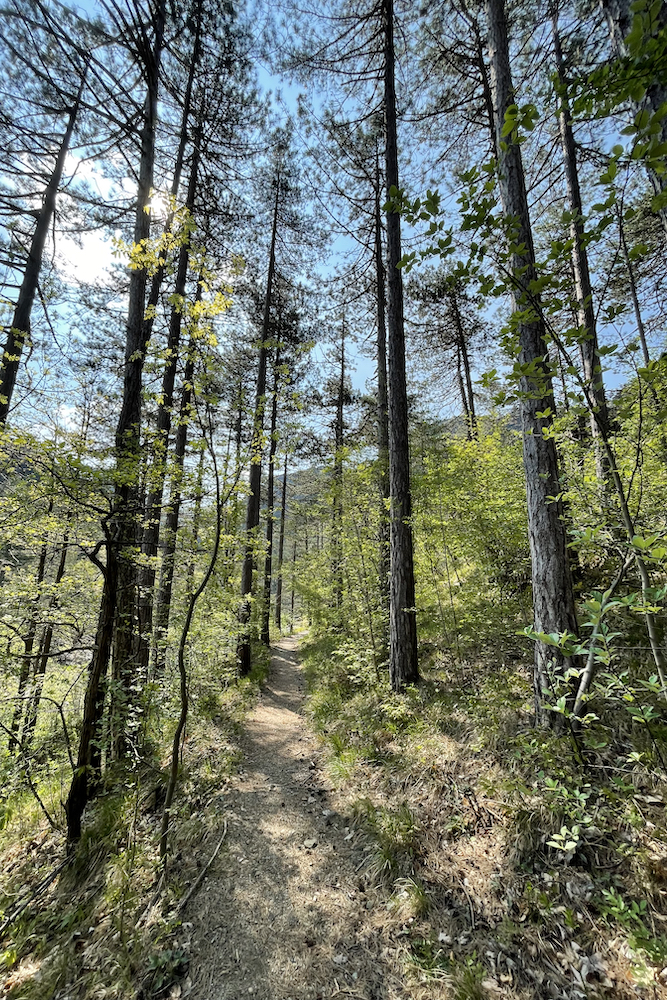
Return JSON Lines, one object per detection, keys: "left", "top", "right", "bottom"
{"left": 140, "top": 0, "right": 203, "bottom": 342}
{"left": 65, "top": 536, "right": 118, "bottom": 841}
{"left": 449, "top": 291, "right": 477, "bottom": 439}
{"left": 552, "top": 18, "right": 611, "bottom": 480}
{"left": 186, "top": 450, "right": 206, "bottom": 603}
{"left": 261, "top": 349, "right": 280, "bottom": 645}
{"left": 474, "top": 21, "right": 499, "bottom": 161}
{"left": 151, "top": 291, "right": 202, "bottom": 676}
{"left": 0, "top": 65, "right": 87, "bottom": 423}
{"left": 9, "top": 515, "right": 51, "bottom": 751}
{"left": 487, "top": 0, "right": 579, "bottom": 723}
{"left": 224, "top": 377, "right": 245, "bottom": 573}
{"left": 332, "top": 322, "right": 345, "bottom": 617}
{"left": 617, "top": 206, "right": 651, "bottom": 365}
{"left": 455, "top": 346, "right": 472, "bottom": 439}
{"left": 137, "top": 118, "right": 203, "bottom": 675}
{"left": 275, "top": 451, "right": 288, "bottom": 630}
{"left": 382, "top": 0, "right": 419, "bottom": 691}
{"left": 290, "top": 536, "right": 297, "bottom": 631}
{"left": 375, "top": 149, "right": 390, "bottom": 657}
{"left": 110, "top": 1, "right": 165, "bottom": 759}
{"left": 237, "top": 175, "right": 281, "bottom": 675}
{"left": 22, "top": 525, "right": 70, "bottom": 749}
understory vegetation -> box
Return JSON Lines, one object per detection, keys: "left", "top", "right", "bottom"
{"left": 302, "top": 621, "right": 667, "bottom": 998}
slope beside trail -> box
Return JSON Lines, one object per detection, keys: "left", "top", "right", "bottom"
{"left": 184, "top": 635, "right": 409, "bottom": 1000}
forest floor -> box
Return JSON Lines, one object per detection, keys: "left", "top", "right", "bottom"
{"left": 184, "top": 634, "right": 408, "bottom": 1000}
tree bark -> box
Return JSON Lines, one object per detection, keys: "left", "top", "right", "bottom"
{"left": 487, "top": 0, "right": 579, "bottom": 723}
{"left": 455, "top": 345, "right": 472, "bottom": 439}
{"left": 137, "top": 116, "right": 203, "bottom": 675}
{"left": 110, "top": 0, "right": 166, "bottom": 759}
{"left": 159, "top": 410, "right": 222, "bottom": 862}
{"left": 151, "top": 289, "right": 202, "bottom": 676}
{"left": 140, "top": 0, "right": 203, "bottom": 345}
{"left": 552, "top": 16, "right": 611, "bottom": 480}
{"left": 474, "top": 20, "right": 499, "bottom": 162}
{"left": 290, "top": 535, "right": 297, "bottom": 631}
{"left": 375, "top": 148, "right": 390, "bottom": 656}
{"left": 237, "top": 174, "right": 281, "bottom": 675}
{"left": 22, "top": 524, "right": 70, "bottom": 749}
{"left": 0, "top": 64, "right": 87, "bottom": 423}
{"left": 332, "top": 321, "right": 345, "bottom": 617}
{"left": 616, "top": 204, "right": 651, "bottom": 365}
{"left": 274, "top": 451, "right": 288, "bottom": 630}
{"left": 382, "top": 0, "right": 419, "bottom": 691}
{"left": 449, "top": 290, "right": 477, "bottom": 439}
{"left": 9, "top": 512, "right": 51, "bottom": 751}
{"left": 65, "top": 533, "right": 118, "bottom": 841}
{"left": 261, "top": 347, "right": 280, "bottom": 645}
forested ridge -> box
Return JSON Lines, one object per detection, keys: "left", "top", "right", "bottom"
{"left": 1, "top": 0, "right": 667, "bottom": 996}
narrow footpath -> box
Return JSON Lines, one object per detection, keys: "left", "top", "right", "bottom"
{"left": 185, "top": 635, "right": 408, "bottom": 1000}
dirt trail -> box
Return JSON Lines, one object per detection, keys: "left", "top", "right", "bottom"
{"left": 185, "top": 635, "right": 405, "bottom": 1000}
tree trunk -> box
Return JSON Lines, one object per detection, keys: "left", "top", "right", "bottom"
{"left": 382, "top": 0, "right": 419, "bottom": 691}
{"left": 65, "top": 535, "right": 118, "bottom": 842}
{"left": 140, "top": 0, "right": 203, "bottom": 344}
{"left": 9, "top": 512, "right": 51, "bottom": 751}
{"left": 137, "top": 117, "right": 203, "bottom": 675}
{"left": 449, "top": 290, "right": 477, "bottom": 439}
{"left": 552, "top": 16, "right": 611, "bottom": 480}
{"left": 237, "top": 175, "right": 281, "bottom": 675}
{"left": 186, "top": 448, "right": 206, "bottom": 603}
{"left": 134, "top": 3, "right": 205, "bottom": 667}
{"left": 151, "top": 290, "right": 202, "bottom": 676}
{"left": 261, "top": 348, "right": 281, "bottom": 645}
{"left": 455, "top": 345, "right": 472, "bottom": 440}
{"left": 22, "top": 524, "right": 70, "bottom": 749}
{"left": 487, "top": 0, "right": 579, "bottom": 723}
{"left": 616, "top": 204, "right": 651, "bottom": 365}
{"left": 290, "top": 535, "right": 297, "bottom": 632}
{"left": 474, "top": 20, "right": 499, "bottom": 162}
{"left": 375, "top": 148, "right": 390, "bottom": 657}
{"left": 0, "top": 65, "right": 87, "bottom": 423}
{"left": 159, "top": 409, "right": 223, "bottom": 862}
{"left": 274, "top": 451, "right": 288, "bottom": 630}
{"left": 332, "top": 321, "right": 345, "bottom": 617}
{"left": 110, "top": 0, "right": 166, "bottom": 760}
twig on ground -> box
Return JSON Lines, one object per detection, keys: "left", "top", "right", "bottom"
{"left": 457, "top": 876, "right": 476, "bottom": 930}
{"left": 0, "top": 856, "right": 69, "bottom": 938}
{"left": 177, "top": 822, "right": 228, "bottom": 914}
{"left": 134, "top": 872, "right": 166, "bottom": 931}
